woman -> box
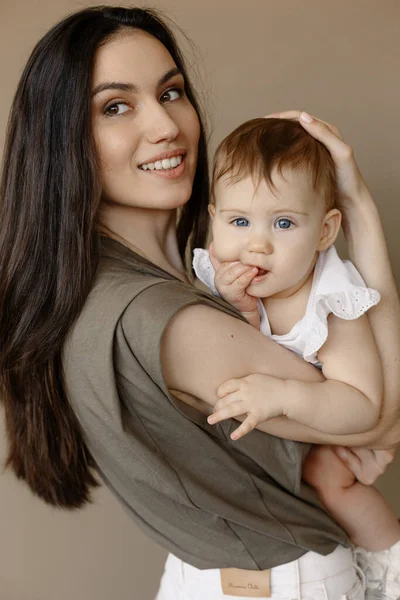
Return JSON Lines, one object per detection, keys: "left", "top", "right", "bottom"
{"left": 0, "top": 6, "right": 399, "bottom": 599}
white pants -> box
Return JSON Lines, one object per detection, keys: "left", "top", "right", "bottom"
{"left": 156, "top": 545, "right": 365, "bottom": 600}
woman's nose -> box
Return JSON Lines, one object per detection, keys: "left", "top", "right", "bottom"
{"left": 144, "top": 103, "right": 179, "bottom": 144}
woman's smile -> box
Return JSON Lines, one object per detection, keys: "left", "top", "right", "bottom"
{"left": 138, "top": 148, "right": 187, "bottom": 178}
{"left": 139, "top": 157, "right": 186, "bottom": 179}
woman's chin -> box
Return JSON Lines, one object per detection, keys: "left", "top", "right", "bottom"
{"left": 144, "top": 181, "right": 194, "bottom": 210}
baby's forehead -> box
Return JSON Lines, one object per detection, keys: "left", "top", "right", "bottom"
{"left": 214, "top": 169, "right": 322, "bottom": 210}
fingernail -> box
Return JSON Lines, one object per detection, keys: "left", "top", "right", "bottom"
{"left": 336, "top": 448, "right": 347, "bottom": 459}
{"left": 207, "top": 415, "right": 215, "bottom": 424}
{"left": 300, "top": 111, "right": 313, "bottom": 124}
{"left": 231, "top": 432, "right": 238, "bottom": 440}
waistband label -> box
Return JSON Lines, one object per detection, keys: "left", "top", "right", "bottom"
{"left": 220, "top": 567, "right": 271, "bottom": 597}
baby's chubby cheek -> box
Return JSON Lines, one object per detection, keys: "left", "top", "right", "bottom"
{"left": 211, "top": 236, "right": 241, "bottom": 264}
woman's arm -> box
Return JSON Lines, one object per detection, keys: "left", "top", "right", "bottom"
{"left": 162, "top": 302, "right": 386, "bottom": 447}
{"left": 208, "top": 313, "right": 383, "bottom": 438}
{"left": 340, "top": 187, "right": 400, "bottom": 445}
{"left": 162, "top": 302, "right": 324, "bottom": 401}
{"left": 162, "top": 303, "right": 377, "bottom": 445}
{"left": 291, "top": 112, "right": 400, "bottom": 447}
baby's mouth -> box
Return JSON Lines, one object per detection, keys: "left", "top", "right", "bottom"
{"left": 256, "top": 268, "right": 268, "bottom": 276}
{"left": 251, "top": 268, "right": 270, "bottom": 283}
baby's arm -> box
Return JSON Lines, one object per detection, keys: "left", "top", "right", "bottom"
{"left": 209, "top": 312, "right": 382, "bottom": 439}
{"left": 286, "top": 312, "right": 383, "bottom": 433}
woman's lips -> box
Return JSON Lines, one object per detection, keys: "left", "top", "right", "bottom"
{"left": 139, "top": 156, "right": 186, "bottom": 179}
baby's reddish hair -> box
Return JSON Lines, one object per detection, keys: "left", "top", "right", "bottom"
{"left": 212, "top": 118, "right": 337, "bottom": 210}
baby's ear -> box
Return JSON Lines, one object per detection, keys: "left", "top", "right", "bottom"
{"left": 208, "top": 203, "right": 216, "bottom": 219}
{"left": 318, "top": 209, "right": 342, "bottom": 251}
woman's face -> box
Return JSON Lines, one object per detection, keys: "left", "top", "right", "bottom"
{"left": 92, "top": 30, "right": 200, "bottom": 212}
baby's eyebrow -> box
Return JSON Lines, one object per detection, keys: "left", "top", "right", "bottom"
{"left": 219, "top": 208, "right": 250, "bottom": 213}
{"left": 271, "top": 208, "right": 309, "bottom": 216}
{"left": 219, "top": 207, "right": 309, "bottom": 216}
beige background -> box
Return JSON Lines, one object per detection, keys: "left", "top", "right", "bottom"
{"left": 1, "top": 1, "right": 399, "bottom": 598}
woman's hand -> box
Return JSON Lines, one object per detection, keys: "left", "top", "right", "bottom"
{"left": 265, "top": 110, "right": 372, "bottom": 226}
{"left": 333, "top": 446, "right": 396, "bottom": 485}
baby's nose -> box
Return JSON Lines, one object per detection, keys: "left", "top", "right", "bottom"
{"left": 247, "top": 235, "right": 273, "bottom": 255}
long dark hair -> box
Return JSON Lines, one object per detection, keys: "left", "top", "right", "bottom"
{"left": 0, "top": 6, "right": 209, "bottom": 508}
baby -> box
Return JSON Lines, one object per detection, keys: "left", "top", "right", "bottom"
{"left": 193, "top": 118, "right": 400, "bottom": 598}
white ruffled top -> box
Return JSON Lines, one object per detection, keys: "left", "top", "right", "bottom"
{"left": 192, "top": 245, "right": 380, "bottom": 366}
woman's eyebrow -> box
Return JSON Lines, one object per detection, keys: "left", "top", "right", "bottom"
{"left": 157, "top": 67, "right": 182, "bottom": 88}
{"left": 92, "top": 67, "right": 182, "bottom": 97}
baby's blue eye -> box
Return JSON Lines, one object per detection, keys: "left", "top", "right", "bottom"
{"left": 275, "top": 218, "right": 293, "bottom": 229}
{"left": 232, "top": 218, "right": 249, "bottom": 227}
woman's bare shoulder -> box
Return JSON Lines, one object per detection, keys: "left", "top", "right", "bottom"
{"left": 162, "top": 303, "right": 321, "bottom": 407}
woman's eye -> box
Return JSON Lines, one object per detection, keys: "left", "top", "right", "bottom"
{"left": 104, "top": 102, "right": 130, "bottom": 117}
{"left": 232, "top": 218, "right": 249, "bottom": 227}
{"left": 160, "top": 88, "right": 182, "bottom": 104}
{"left": 275, "top": 218, "right": 294, "bottom": 230}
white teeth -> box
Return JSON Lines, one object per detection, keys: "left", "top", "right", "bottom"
{"left": 140, "top": 155, "right": 183, "bottom": 171}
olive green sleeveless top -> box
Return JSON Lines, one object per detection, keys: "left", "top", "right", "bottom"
{"left": 63, "top": 237, "right": 348, "bottom": 570}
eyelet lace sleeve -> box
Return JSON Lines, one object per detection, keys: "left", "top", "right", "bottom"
{"left": 303, "top": 248, "right": 380, "bottom": 364}
{"left": 192, "top": 248, "right": 220, "bottom": 297}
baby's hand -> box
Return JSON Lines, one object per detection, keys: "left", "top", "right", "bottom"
{"left": 209, "top": 242, "right": 260, "bottom": 327}
{"left": 207, "top": 374, "right": 289, "bottom": 440}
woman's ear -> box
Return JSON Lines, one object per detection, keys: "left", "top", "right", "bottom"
{"left": 317, "top": 208, "right": 342, "bottom": 251}
{"left": 208, "top": 203, "right": 216, "bottom": 219}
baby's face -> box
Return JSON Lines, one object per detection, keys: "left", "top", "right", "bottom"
{"left": 210, "top": 168, "right": 328, "bottom": 300}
